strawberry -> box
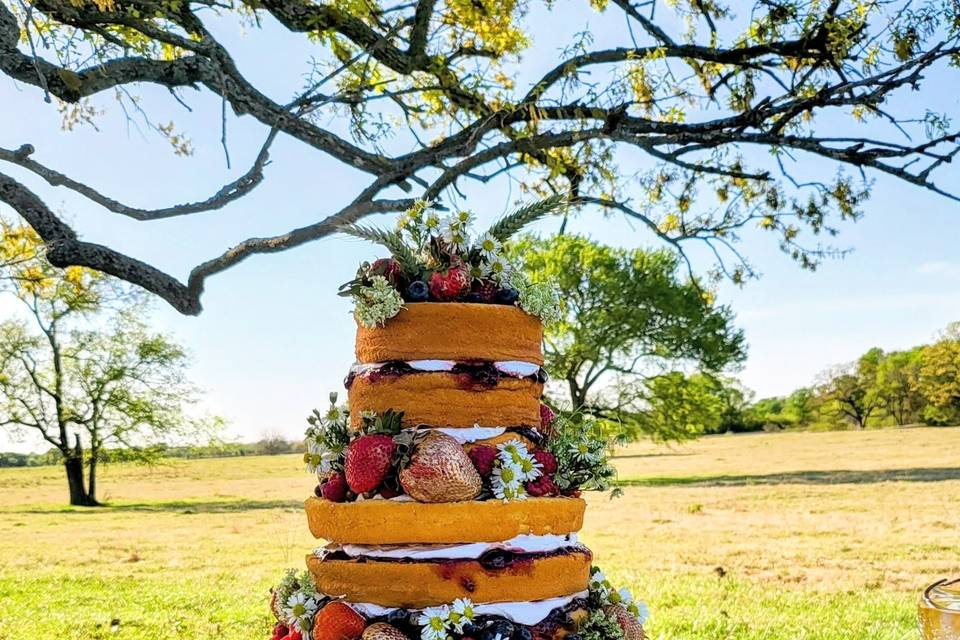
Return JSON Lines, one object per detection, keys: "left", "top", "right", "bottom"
{"left": 602, "top": 605, "right": 647, "bottom": 640}
{"left": 532, "top": 450, "right": 557, "bottom": 475}
{"left": 345, "top": 435, "right": 396, "bottom": 494}
{"left": 471, "top": 279, "right": 499, "bottom": 303}
{"left": 371, "top": 258, "right": 403, "bottom": 287}
{"left": 321, "top": 472, "right": 349, "bottom": 502}
{"left": 399, "top": 431, "right": 482, "bottom": 502}
{"left": 429, "top": 261, "right": 470, "bottom": 301}
{"left": 525, "top": 474, "right": 560, "bottom": 497}
{"left": 271, "top": 622, "right": 289, "bottom": 640}
{"left": 361, "top": 623, "right": 409, "bottom": 640}
{"left": 284, "top": 630, "right": 303, "bottom": 640}
{"left": 312, "top": 602, "right": 367, "bottom": 640}
{"left": 467, "top": 445, "right": 497, "bottom": 477}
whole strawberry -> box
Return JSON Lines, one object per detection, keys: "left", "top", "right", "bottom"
{"left": 429, "top": 261, "right": 470, "bottom": 301}
{"left": 525, "top": 474, "right": 560, "bottom": 497}
{"left": 603, "top": 604, "right": 647, "bottom": 640}
{"left": 467, "top": 445, "right": 497, "bottom": 477}
{"left": 371, "top": 258, "right": 403, "bottom": 287}
{"left": 312, "top": 602, "right": 367, "bottom": 640}
{"left": 362, "top": 623, "right": 408, "bottom": 640}
{"left": 532, "top": 449, "right": 558, "bottom": 475}
{"left": 400, "top": 431, "right": 482, "bottom": 502}
{"left": 321, "top": 472, "right": 349, "bottom": 502}
{"left": 284, "top": 630, "right": 303, "bottom": 640}
{"left": 345, "top": 435, "right": 396, "bottom": 494}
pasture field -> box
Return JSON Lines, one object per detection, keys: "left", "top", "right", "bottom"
{"left": 1, "top": 427, "right": 959, "bottom": 640}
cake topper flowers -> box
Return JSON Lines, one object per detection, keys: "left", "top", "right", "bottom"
{"left": 338, "top": 195, "right": 567, "bottom": 327}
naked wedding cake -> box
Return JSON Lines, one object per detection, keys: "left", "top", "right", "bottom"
{"left": 267, "top": 198, "right": 649, "bottom": 640}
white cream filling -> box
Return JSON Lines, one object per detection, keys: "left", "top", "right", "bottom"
{"left": 347, "top": 591, "right": 589, "bottom": 626}
{"left": 427, "top": 426, "right": 506, "bottom": 444}
{"left": 350, "top": 360, "right": 541, "bottom": 377}
{"left": 320, "top": 533, "right": 578, "bottom": 561}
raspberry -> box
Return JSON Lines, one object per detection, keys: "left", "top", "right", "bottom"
{"left": 539, "top": 404, "right": 557, "bottom": 430}
{"left": 378, "top": 484, "right": 402, "bottom": 499}
{"left": 285, "top": 630, "right": 303, "bottom": 640}
{"left": 468, "top": 445, "right": 497, "bottom": 477}
{"left": 472, "top": 279, "right": 498, "bottom": 303}
{"left": 532, "top": 449, "right": 558, "bottom": 475}
{"left": 321, "top": 472, "right": 349, "bottom": 502}
{"left": 525, "top": 474, "right": 560, "bottom": 497}
{"left": 271, "top": 622, "right": 289, "bottom": 640}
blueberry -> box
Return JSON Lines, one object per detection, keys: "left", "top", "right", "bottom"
{"left": 513, "top": 628, "right": 533, "bottom": 640}
{"left": 313, "top": 484, "right": 323, "bottom": 497}
{"left": 461, "top": 623, "right": 481, "bottom": 636}
{"left": 464, "top": 292, "right": 484, "bottom": 303}
{"left": 386, "top": 609, "right": 411, "bottom": 628}
{"left": 406, "top": 281, "right": 429, "bottom": 302}
{"left": 495, "top": 287, "right": 520, "bottom": 305}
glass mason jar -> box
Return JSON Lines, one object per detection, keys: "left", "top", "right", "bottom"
{"left": 919, "top": 579, "right": 960, "bottom": 640}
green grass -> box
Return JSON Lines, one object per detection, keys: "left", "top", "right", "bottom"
{"left": 2, "top": 427, "right": 959, "bottom": 639}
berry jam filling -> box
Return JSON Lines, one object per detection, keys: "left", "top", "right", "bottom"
{"left": 344, "top": 361, "right": 547, "bottom": 389}
{"left": 318, "top": 545, "right": 591, "bottom": 568}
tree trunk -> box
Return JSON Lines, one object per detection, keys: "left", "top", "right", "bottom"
{"left": 88, "top": 444, "right": 98, "bottom": 505}
{"left": 64, "top": 435, "right": 99, "bottom": 507}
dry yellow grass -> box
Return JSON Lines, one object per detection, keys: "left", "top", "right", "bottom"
{"left": 1, "top": 427, "right": 958, "bottom": 639}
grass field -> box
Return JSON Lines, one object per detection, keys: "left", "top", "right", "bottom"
{"left": 2, "top": 427, "right": 959, "bottom": 640}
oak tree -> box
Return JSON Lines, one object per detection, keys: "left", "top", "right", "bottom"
{"left": 0, "top": 0, "right": 959, "bottom": 312}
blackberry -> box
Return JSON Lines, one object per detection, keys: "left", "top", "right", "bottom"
{"left": 482, "top": 620, "right": 515, "bottom": 640}
{"left": 386, "top": 609, "right": 410, "bottom": 627}
{"left": 513, "top": 627, "right": 534, "bottom": 640}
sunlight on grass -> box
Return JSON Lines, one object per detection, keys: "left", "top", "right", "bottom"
{"left": 2, "top": 427, "right": 958, "bottom": 639}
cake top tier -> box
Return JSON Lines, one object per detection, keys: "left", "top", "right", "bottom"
{"left": 355, "top": 302, "right": 544, "bottom": 364}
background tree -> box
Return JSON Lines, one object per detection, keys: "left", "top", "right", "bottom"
{"left": 0, "top": 221, "right": 213, "bottom": 506}
{"left": 512, "top": 234, "right": 745, "bottom": 440}
{"left": 875, "top": 348, "right": 925, "bottom": 425}
{"left": 1, "top": 0, "right": 959, "bottom": 313}
{"left": 917, "top": 323, "right": 960, "bottom": 425}
{"left": 816, "top": 350, "right": 883, "bottom": 429}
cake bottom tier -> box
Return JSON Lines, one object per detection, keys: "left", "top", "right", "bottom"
{"left": 306, "top": 547, "right": 592, "bottom": 608}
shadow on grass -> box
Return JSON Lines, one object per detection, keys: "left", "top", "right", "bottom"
{"left": 616, "top": 466, "right": 960, "bottom": 487}
{"left": 6, "top": 498, "right": 304, "bottom": 515}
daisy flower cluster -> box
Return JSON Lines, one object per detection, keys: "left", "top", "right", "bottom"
{"left": 490, "top": 441, "right": 543, "bottom": 501}
{"left": 397, "top": 203, "right": 514, "bottom": 286}
{"left": 546, "top": 414, "right": 618, "bottom": 495}
{"left": 589, "top": 568, "right": 649, "bottom": 624}
{"left": 304, "top": 392, "right": 351, "bottom": 478}
{"left": 415, "top": 598, "right": 476, "bottom": 640}
{"left": 274, "top": 569, "right": 325, "bottom": 636}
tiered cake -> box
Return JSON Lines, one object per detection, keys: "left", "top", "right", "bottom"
{"left": 268, "top": 201, "right": 648, "bottom": 640}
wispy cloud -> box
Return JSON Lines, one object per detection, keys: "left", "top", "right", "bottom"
{"left": 916, "top": 261, "right": 960, "bottom": 278}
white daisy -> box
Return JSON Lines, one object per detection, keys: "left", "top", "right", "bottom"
{"left": 454, "top": 210, "right": 475, "bottom": 227}
{"left": 487, "top": 256, "right": 512, "bottom": 284}
{"left": 496, "top": 441, "right": 530, "bottom": 465}
{"left": 570, "top": 441, "right": 599, "bottom": 463}
{"left": 633, "top": 600, "right": 650, "bottom": 624}
{"left": 416, "top": 605, "right": 452, "bottom": 640}
{"left": 491, "top": 462, "right": 527, "bottom": 501}
{"left": 468, "top": 262, "right": 491, "bottom": 281}
{"left": 475, "top": 233, "right": 502, "bottom": 261}
{"left": 449, "top": 598, "right": 475, "bottom": 632}
{"left": 283, "top": 593, "right": 318, "bottom": 625}
{"left": 441, "top": 219, "right": 470, "bottom": 252}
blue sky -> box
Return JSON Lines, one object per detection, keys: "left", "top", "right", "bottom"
{"left": 2, "top": 3, "right": 960, "bottom": 452}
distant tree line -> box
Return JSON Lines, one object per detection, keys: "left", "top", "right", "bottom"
{"left": 702, "top": 323, "right": 960, "bottom": 433}
{"left": 0, "top": 436, "right": 302, "bottom": 468}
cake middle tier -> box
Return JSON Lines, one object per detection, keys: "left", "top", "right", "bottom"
{"left": 306, "top": 544, "right": 592, "bottom": 608}
{"left": 347, "top": 370, "right": 543, "bottom": 429}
